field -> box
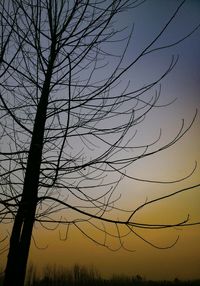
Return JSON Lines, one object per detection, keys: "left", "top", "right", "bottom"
{"left": 1, "top": 264, "right": 199, "bottom": 286}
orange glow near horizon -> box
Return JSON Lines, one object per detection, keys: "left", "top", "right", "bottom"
{"left": 1, "top": 126, "right": 200, "bottom": 280}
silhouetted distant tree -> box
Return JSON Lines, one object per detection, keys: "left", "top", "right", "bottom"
{"left": 0, "top": 1, "right": 200, "bottom": 285}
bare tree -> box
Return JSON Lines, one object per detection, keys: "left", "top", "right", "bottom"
{"left": 0, "top": 1, "right": 200, "bottom": 285}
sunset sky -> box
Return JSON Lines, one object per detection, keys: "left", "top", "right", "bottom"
{"left": 1, "top": 0, "right": 200, "bottom": 281}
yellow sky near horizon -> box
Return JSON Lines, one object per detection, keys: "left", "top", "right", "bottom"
{"left": 1, "top": 112, "right": 200, "bottom": 280}
{"left": 23, "top": 81, "right": 200, "bottom": 280}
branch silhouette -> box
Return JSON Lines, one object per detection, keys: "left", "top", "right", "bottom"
{"left": 0, "top": 1, "right": 199, "bottom": 285}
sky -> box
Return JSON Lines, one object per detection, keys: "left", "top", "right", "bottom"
{"left": 1, "top": 0, "right": 200, "bottom": 281}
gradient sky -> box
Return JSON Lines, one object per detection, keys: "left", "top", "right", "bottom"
{"left": 1, "top": 0, "right": 200, "bottom": 281}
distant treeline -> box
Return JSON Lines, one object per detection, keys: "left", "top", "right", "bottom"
{"left": 0, "top": 264, "right": 199, "bottom": 286}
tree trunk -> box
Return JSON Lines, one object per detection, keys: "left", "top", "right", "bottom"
{"left": 3, "top": 203, "right": 36, "bottom": 286}
{"left": 3, "top": 50, "right": 56, "bottom": 285}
